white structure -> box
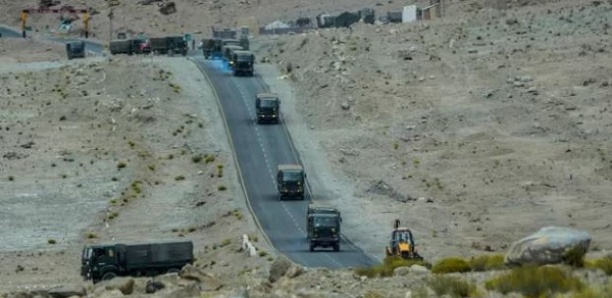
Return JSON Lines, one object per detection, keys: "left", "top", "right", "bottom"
{"left": 402, "top": 5, "right": 418, "bottom": 23}
{"left": 264, "top": 20, "right": 290, "bottom": 30}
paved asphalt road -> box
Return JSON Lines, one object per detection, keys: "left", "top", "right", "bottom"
{"left": 0, "top": 25, "right": 103, "bottom": 54}
{"left": 192, "top": 57, "right": 378, "bottom": 268}
{"left": 0, "top": 25, "right": 378, "bottom": 268}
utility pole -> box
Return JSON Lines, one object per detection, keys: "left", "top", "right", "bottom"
{"left": 108, "top": 8, "right": 114, "bottom": 41}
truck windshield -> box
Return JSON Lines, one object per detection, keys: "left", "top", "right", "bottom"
{"left": 314, "top": 217, "right": 337, "bottom": 228}
{"left": 283, "top": 171, "right": 303, "bottom": 181}
{"left": 237, "top": 55, "right": 252, "bottom": 62}
{"left": 259, "top": 99, "right": 278, "bottom": 108}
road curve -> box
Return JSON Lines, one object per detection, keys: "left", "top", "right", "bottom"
{"left": 191, "top": 57, "right": 378, "bottom": 268}
{"left": 0, "top": 25, "right": 378, "bottom": 268}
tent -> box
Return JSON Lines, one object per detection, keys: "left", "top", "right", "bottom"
{"left": 264, "top": 20, "right": 290, "bottom": 30}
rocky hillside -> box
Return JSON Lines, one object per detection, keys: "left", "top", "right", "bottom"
{"left": 250, "top": 0, "right": 612, "bottom": 261}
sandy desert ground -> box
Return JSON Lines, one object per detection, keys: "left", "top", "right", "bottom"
{"left": 0, "top": 41, "right": 273, "bottom": 292}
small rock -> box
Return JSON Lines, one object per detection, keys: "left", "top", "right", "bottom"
{"left": 269, "top": 256, "right": 293, "bottom": 283}
{"left": 527, "top": 86, "right": 538, "bottom": 94}
{"left": 520, "top": 75, "right": 533, "bottom": 82}
{"left": 409, "top": 264, "right": 430, "bottom": 275}
{"left": 103, "top": 277, "right": 135, "bottom": 295}
{"left": 286, "top": 265, "right": 306, "bottom": 278}
{"left": 48, "top": 284, "right": 86, "bottom": 298}
{"left": 145, "top": 280, "right": 165, "bottom": 294}
{"left": 340, "top": 102, "right": 350, "bottom": 110}
{"left": 483, "top": 91, "right": 494, "bottom": 98}
{"left": 360, "top": 275, "right": 367, "bottom": 282}
{"left": 180, "top": 264, "right": 222, "bottom": 291}
{"left": 393, "top": 266, "right": 411, "bottom": 276}
{"left": 513, "top": 81, "right": 525, "bottom": 87}
{"left": 97, "top": 289, "right": 124, "bottom": 298}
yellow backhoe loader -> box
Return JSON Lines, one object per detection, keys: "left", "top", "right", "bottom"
{"left": 385, "top": 219, "right": 423, "bottom": 260}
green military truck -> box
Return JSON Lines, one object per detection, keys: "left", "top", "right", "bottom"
{"left": 255, "top": 93, "right": 280, "bottom": 124}
{"left": 276, "top": 164, "right": 305, "bottom": 200}
{"left": 307, "top": 206, "right": 342, "bottom": 252}
{"left": 66, "top": 41, "right": 85, "bottom": 60}
{"left": 232, "top": 50, "right": 255, "bottom": 76}
{"left": 150, "top": 36, "right": 188, "bottom": 56}
{"left": 222, "top": 45, "right": 244, "bottom": 65}
{"left": 80, "top": 240, "right": 194, "bottom": 284}
{"left": 109, "top": 39, "right": 136, "bottom": 55}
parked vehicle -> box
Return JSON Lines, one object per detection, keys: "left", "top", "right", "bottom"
{"left": 66, "top": 41, "right": 85, "bottom": 60}
{"left": 80, "top": 240, "right": 194, "bottom": 284}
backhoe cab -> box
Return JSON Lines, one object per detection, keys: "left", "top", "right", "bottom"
{"left": 385, "top": 219, "right": 423, "bottom": 260}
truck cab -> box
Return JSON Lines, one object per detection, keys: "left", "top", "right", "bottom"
{"left": 255, "top": 93, "right": 280, "bottom": 124}
{"left": 276, "top": 164, "right": 305, "bottom": 200}
{"left": 232, "top": 50, "right": 255, "bottom": 76}
{"left": 80, "top": 240, "right": 194, "bottom": 284}
{"left": 307, "top": 206, "right": 342, "bottom": 252}
{"left": 66, "top": 41, "right": 85, "bottom": 60}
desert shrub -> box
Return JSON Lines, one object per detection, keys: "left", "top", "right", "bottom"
{"left": 354, "top": 256, "right": 432, "bottom": 278}
{"left": 469, "top": 254, "right": 506, "bottom": 272}
{"left": 86, "top": 232, "right": 97, "bottom": 239}
{"left": 427, "top": 275, "right": 478, "bottom": 298}
{"left": 432, "top": 257, "right": 471, "bottom": 274}
{"left": 485, "top": 265, "right": 583, "bottom": 298}
{"left": 47, "top": 239, "right": 57, "bottom": 244}
{"left": 175, "top": 175, "right": 186, "bottom": 181}
{"left": 586, "top": 256, "right": 612, "bottom": 275}
{"left": 192, "top": 154, "right": 203, "bottom": 163}
{"left": 563, "top": 246, "right": 587, "bottom": 267}
{"left": 363, "top": 291, "right": 384, "bottom": 298}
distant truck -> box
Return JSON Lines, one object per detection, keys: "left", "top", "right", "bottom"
{"left": 150, "top": 36, "right": 188, "bottom": 56}
{"left": 231, "top": 50, "right": 255, "bottom": 76}
{"left": 80, "top": 240, "right": 194, "bottom": 284}
{"left": 109, "top": 39, "right": 136, "bottom": 55}
{"left": 306, "top": 206, "right": 342, "bottom": 252}
{"left": 66, "top": 41, "right": 85, "bottom": 60}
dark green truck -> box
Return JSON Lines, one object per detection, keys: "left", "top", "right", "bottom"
{"left": 80, "top": 240, "right": 194, "bottom": 283}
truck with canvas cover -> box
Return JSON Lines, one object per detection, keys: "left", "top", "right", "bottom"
{"left": 276, "top": 164, "right": 305, "bottom": 200}
{"left": 150, "top": 36, "right": 188, "bottom": 56}
{"left": 80, "top": 240, "right": 194, "bottom": 284}
{"left": 202, "top": 38, "right": 221, "bottom": 59}
{"left": 109, "top": 39, "right": 136, "bottom": 55}
{"left": 307, "top": 205, "right": 342, "bottom": 252}
{"left": 232, "top": 50, "right": 255, "bottom": 76}
{"left": 66, "top": 41, "right": 85, "bottom": 60}
{"left": 255, "top": 93, "right": 280, "bottom": 124}
{"left": 212, "top": 27, "right": 236, "bottom": 39}
{"left": 222, "top": 45, "right": 244, "bottom": 64}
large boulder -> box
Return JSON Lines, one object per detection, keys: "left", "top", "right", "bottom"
{"left": 268, "top": 256, "right": 292, "bottom": 283}
{"left": 504, "top": 226, "right": 592, "bottom": 266}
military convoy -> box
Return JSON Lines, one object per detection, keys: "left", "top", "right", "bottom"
{"left": 109, "top": 35, "right": 187, "bottom": 56}
{"left": 81, "top": 240, "right": 194, "bottom": 283}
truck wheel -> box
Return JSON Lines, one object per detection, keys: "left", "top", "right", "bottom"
{"left": 167, "top": 268, "right": 180, "bottom": 274}
{"left": 333, "top": 244, "right": 340, "bottom": 252}
{"left": 309, "top": 243, "right": 315, "bottom": 252}
{"left": 102, "top": 272, "right": 117, "bottom": 281}
{"left": 168, "top": 50, "right": 174, "bottom": 57}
